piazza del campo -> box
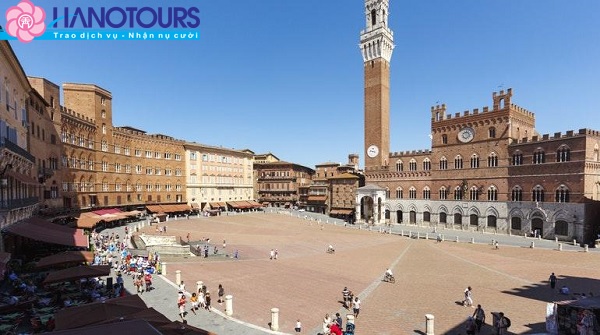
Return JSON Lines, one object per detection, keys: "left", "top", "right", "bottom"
{"left": 1, "top": 0, "right": 600, "bottom": 335}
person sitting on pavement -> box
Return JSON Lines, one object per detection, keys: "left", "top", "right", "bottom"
{"left": 327, "top": 244, "right": 335, "bottom": 253}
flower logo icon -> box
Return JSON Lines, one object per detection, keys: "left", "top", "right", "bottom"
{"left": 5, "top": 0, "right": 46, "bottom": 43}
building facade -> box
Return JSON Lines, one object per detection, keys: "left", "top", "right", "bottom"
{"left": 358, "top": 0, "right": 600, "bottom": 243}
{"left": 30, "top": 79, "right": 188, "bottom": 211}
{"left": 184, "top": 142, "right": 254, "bottom": 211}
{"left": 255, "top": 161, "right": 314, "bottom": 208}
{"left": 0, "top": 41, "right": 39, "bottom": 232}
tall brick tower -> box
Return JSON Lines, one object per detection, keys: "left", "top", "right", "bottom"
{"left": 361, "top": 0, "right": 394, "bottom": 169}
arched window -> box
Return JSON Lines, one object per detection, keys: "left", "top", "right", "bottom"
{"left": 555, "top": 220, "right": 568, "bottom": 236}
{"left": 439, "top": 212, "right": 447, "bottom": 223}
{"left": 512, "top": 151, "right": 523, "bottom": 166}
{"left": 385, "top": 188, "right": 390, "bottom": 198}
{"left": 489, "top": 127, "right": 496, "bottom": 138}
{"left": 511, "top": 186, "right": 522, "bottom": 201}
{"left": 371, "top": 9, "right": 376, "bottom": 26}
{"left": 454, "top": 186, "right": 463, "bottom": 200}
{"left": 395, "top": 160, "right": 403, "bottom": 172}
{"left": 470, "top": 154, "right": 479, "bottom": 168}
{"left": 395, "top": 187, "right": 403, "bottom": 199}
{"left": 556, "top": 146, "right": 570, "bottom": 162}
{"left": 533, "top": 149, "right": 545, "bottom": 164}
{"left": 409, "top": 187, "right": 417, "bottom": 199}
{"left": 423, "top": 186, "right": 431, "bottom": 200}
{"left": 532, "top": 185, "right": 545, "bottom": 202}
{"left": 555, "top": 185, "right": 570, "bottom": 203}
{"left": 488, "top": 152, "right": 498, "bottom": 167}
{"left": 439, "top": 186, "right": 448, "bottom": 200}
{"left": 487, "top": 185, "right": 498, "bottom": 201}
{"left": 487, "top": 215, "right": 497, "bottom": 227}
{"left": 439, "top": 156, "right": 448, "bottom": 170}
{"left": 454, "top": 213, "right": 462, "bottom": 225}
{"left": 423, "top": 211, "right": 431, "bottom": 222}
{"left": 469, "top": 186, "right": 479, "bottom": 201}
{"left": 454, "top": 155, "right": 463, "bottom": 169}
{"left": 511, "top": 217, "right": 522, "bottom": 230}
{"left": 422, "top": 158, "right": 431, "bottom": 171}
{"left": 409, "top": 159, "right": 417, "bottom": 171}
{"left": 442, "top": 134, "right": 448, "bottom": 144}
{"left": 470, "top": 214, "right": 478, "bottom": 226}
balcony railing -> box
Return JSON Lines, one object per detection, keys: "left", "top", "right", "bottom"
{"left": 0, "top": 197, "right": 39, "bottom": 210}
{"left": 1, "top": 138, "right": 35, "bottom": 162}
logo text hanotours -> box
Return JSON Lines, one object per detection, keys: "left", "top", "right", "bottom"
{"left": 52, "top": 6, "right": 200, "bottom": 28}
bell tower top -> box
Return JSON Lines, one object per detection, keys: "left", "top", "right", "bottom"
{"left": 360, "top": 0, "right": 394, "bottom": 63}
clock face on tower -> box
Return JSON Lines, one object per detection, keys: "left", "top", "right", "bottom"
{"left": 367, "top": 145, "right": 379, "bottom": 158}
{"left": 458, "top": 127, "right": 475, "bottom": 143}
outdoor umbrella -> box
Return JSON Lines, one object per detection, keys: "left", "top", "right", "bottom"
{"left": 35, "top": 251, "right": 94, "bottom": 269}
{"left": 42, "top": 265, "right": 110, "bottom": 285}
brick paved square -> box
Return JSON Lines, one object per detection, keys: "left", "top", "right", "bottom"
{"left": 143, "top": 213, "right": 600, "bottom": 334}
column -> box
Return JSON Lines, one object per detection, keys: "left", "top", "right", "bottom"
{"left": 161, "top": 262, "right": 167, "bottom": 275}
{"left": 225, "top": 295, "right": 233, "bottom": 316}
{"left": 175, "top": 270, "right": 181, "bottom": 285}
{"left": 270, "top": 308, "right": 279, "bottom": 331}
{"left": 425, "top": 314, "right": 434, "bottom": 335}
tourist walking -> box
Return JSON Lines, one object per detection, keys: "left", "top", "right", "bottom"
{"left": 218, "top": 284, "right": 225, "bottom": 303}
{"left": 463, "top": 286, "right": 473, "bottom": 307}
{"left": 322, "top": 313, "right": 332, "bottom": 334}
{"left": 342, "top": 287, "right": 350, "bottom": 308}
{"left": 177, "top": 294, "right": 187, "bottom": 321}
{"left": 473, "top": 304, "right": 485, "bottom": 332}
{"left": 205, "top": 291, "right": 212, "bottom": 311}
{"left": 353, "top": 297, "right": 361, "bottom": 318}
{"left": 495, "top": 312, "right": 510, "bottom": 335}
{"left": 465, "top": 316, "right": 476, "bottom": 335}
{"left": 190, "top": 293, "right": 199, "bottom": 315}
{"left": 274, "top": 249, "right": 279, "bottom": 259}
{"left": 550, "top": 272, "right": 557, "bottom": 289}
{"left": 270, "top": 249, "right": 275, "bottom": 260}
{"left": 295, "top": 319, "right": 302, "bottom": 333}
{"left": 335, "top": 312, "right": 343, "bottom": 329}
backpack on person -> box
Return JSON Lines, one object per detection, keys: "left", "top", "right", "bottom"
{"left": 504, "top": 317, "right": 511, "bottom": 328}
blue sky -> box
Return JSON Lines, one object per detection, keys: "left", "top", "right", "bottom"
{"left": 8, "top": 0, "right": 600, "bottom": 169}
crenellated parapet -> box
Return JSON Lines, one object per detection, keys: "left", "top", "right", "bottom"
{"left": 514, "top": 128, "right": 600, "bottom": 144}
{"left": 431, "top": 88, "right": 534, "bottom": 125}
{"left": 60, "top": 105, "right": 95, "bottom": 125}
{"left": 390, "top": 149, "right": 431, "bottom": 158}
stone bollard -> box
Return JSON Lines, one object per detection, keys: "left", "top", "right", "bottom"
{"left": 573, "top": 239, "right": 577, "bottom": 246}
{"left": 425, "top": 233, "right": 429, "bottom": 240}
{"left": 270, "top": 308, "right": 279, "bottom": 331}
{"left": 555, "top": 237, "right": 558, "bottom": 243}
{"left": 401, "top": 230, "right": 404, "bottom": 236}
{"left": 538, "top": 235, "right": 541, "bottom": 240}
{"left": 196, "top": 281, "right": 203, "bottom": 293}
{"left": 441, "top": 235, "right": 445, "bottom": 242}
{"left": 584, "top": 244, "right": 589, "bottom": 252}
{"left": 558, "top": 243, "right": 563, "bottom": 251}
{"left": 175, "top": 270, "right": 181, "bottom": 286}
{"left": 470, "top": 237, "right": 475, "bottom": 244}
{"left": 161, "top": 262, "right": 167, "bottom": 275}
{"left": 530, "top": 241, "right": 535, "bottom": 248}
{"left": 417, "top": 232, "right": 420, "bottom": 239}
{"left": 455, "top": 236, "right": 459, "bottom": 243}
{"left": 225, "top": 295, "right": 233, "bottom": 316}
{"left": 524, "top": 233, "right": 527, "bottom": 238}
{"left": 425, "top": 314, "right": 435, "bottom": 335}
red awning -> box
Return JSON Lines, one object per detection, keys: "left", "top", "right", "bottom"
{"left": 92, "top": 208, "right": 122, "bottom": 215}
{"left": 4, "top": 217, "right": 89, "bottom": 248}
